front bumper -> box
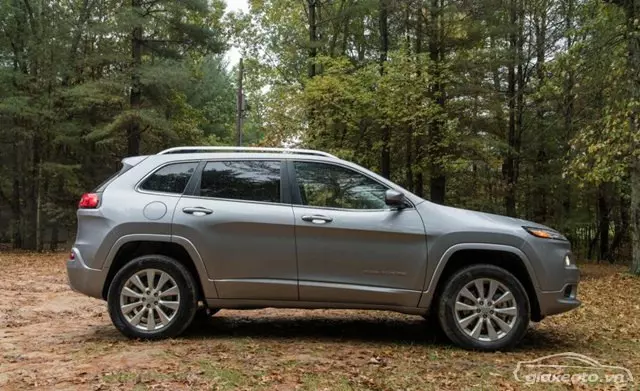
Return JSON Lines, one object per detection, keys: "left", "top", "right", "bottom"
{"left": 66, "top": 248, "right": 107, "bottom": 299}
{"left": 537, "top": 265, "right": 581, "bottom": 317}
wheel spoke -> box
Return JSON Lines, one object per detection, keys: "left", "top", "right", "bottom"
{"left": 491, "top": 313, "right": 513, "bottom": 333}
{"left": 494, "top": 291, "right": 514, "bottom": 306}
{"left": 160, "top": 285, "right": 179, "bottom": 297}
{"left": 459, "top": 287, "right": 477, "bottom": 302}
{"left": 156, "top": 306, "right": 171, "bottom": 326}
{"left": 146, "top": 270, "right": 156, "bottom": 290}
{"left": 121, "top": 301, "right": 143, "bottom": 314}
{"left": 470, "top": 317, "right": 483, "bottom": 338}
{"left": 156, "top": 272, "right": 170, "bottom": 292}
{"left": 487, "top": 280, "right": 498, "bottom": 301}
{"left": 494, "top": 306, "right": 517, "bottom": 316}
{"left": 147, "top": 307, "right": 156, "bottom": 330}
{"left": 129, "top": 308, "right": 145, "bottom": 326}
{"left": 458, "top": 313, "right": 480, "bottom": 328}
{"left": 159, "top": 300, "right": 179, "bottom": 311}
{"left": 455, "top": 301, "right": 477, "bottom": 312}
{"left": 474, "top": 280, "right": 485, "bottom": 299}
{"left": 131, "top": 275, "right": 146, "bottom": 291}
{"left": 486, "top": 318, "right": 498, "bottom": 340}
{"left": 122, "top": 287, "right": 142, "bottom": 299}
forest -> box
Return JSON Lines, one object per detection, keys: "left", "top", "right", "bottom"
{"left": 0, "top": 0, "right": 639, "bottom": 274}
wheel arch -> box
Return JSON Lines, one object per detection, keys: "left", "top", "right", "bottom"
{"left": 101, "top": 235, "right": 216, "bottom": 300}
{"left": 421, "top": 244, "right": 543, "bottom": 321}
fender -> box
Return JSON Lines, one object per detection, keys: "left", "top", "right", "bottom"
{"left": 103, "top": 233, "right": 218, "bottom": 298}
{"left": 417, "top": 243, "right": 540, "bottom": 309}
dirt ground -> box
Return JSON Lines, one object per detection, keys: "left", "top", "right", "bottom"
{"left": 0, "top": 253, "right": 639, "bottom": 390}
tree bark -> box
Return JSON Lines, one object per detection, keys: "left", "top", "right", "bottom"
{"left": 428, "top": 0, "right": 446, "bottom": 204}
{"left": 503, "top": 0, "right": 521, "bottom": 217}
{"left": 379, "top": 0, "right": 391, "bottom": 179}
{"left": 533, "top": 1, "right": 548, "bottom": 223}
{"left": 128, "top": 0, "right": 143, "bottom": 156}
{"left": 308, "top": 0, "right": 318, "bottom": 78}
{"left": 414, "top": 5, "right": 424, "bottom": 197}
{"left": 562, "top": 0, "right": 575, "bottom": 223}
{"left": 11, "top": 141, "right": 22, "bottom": 249}
{"left": 598, "top": 183, "right": 611, "bottom": 261}
{"left": 622, "top": 0, "right": 640, "bottom": 274}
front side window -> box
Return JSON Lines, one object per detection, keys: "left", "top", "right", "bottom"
{"left": 200, "top": 160, "right": 281, "bottom": 203}
{"left": 294, "top": 161, "right": 388, "bottom": 209}
{"left": 140, "top": 162, "right": 198, "bottom": 194}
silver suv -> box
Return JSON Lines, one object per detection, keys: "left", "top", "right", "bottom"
{"left": 67, "top": 146, "right": 580, "bottom": 351}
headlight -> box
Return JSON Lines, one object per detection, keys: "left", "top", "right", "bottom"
{"left": 523, "top": 226, "right": 567, "bottom": 240}
{"left": 564, "top": 255, "right": 572, "bottom": 266}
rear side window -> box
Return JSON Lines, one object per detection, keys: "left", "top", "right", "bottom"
{"left": 199, "top": 160, "right": 281, "bottom": 203}
{"left": 140, "top": 162, "right": 198, "bottom": 194}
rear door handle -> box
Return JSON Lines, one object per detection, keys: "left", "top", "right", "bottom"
{"left": 301, "top": 215, "right": 333, "bottom": 224}
{"left": 182, "top": 207, "right": 213, "bottom": 216}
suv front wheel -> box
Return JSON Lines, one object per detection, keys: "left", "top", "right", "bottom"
{"left": 437, "top": 264, "right": 530, "bottom": 351}
{"left": 107, "top": 255, "right": 198, "bottom": 339}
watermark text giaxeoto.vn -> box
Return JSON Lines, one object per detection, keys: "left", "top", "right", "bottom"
{"left": 513, "top": 352, "right": 634, "bottom": 385}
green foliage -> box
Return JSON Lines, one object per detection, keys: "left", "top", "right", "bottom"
{"left": 0, "top": 0, "right": 239, "bottom": 249}
{"left": 230, "top": 0, "right": 639, "bottom": 263}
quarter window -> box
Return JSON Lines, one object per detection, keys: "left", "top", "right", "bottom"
{"left": 294, "top": 162, "right": 388, "bottom": 209}
{"left": 200, "top": 160, "right": 281, "bottom": 203}
{"left": 140, "top": 162, "right": 198, "bottom": 194}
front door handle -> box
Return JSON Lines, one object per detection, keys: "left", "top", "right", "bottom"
{"left": 182, "top": 207, "right": 213, "bottom": 216}
{"left": 301, "top": 215, "right": 333, "bottom": 224}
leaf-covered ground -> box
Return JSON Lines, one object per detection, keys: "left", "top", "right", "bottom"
{"left": 0, "top": 253, "right": 638, "bottom": 390}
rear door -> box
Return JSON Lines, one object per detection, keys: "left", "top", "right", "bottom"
{"left": 290, "top": 160, "right": 428, "bottom": 307}
{"left": 172, "top": 159, "right": 298, "bottom": 300}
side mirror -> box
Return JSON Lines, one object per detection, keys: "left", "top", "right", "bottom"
{"left": 385, "top": 189, "right": 406, "bottom": 208}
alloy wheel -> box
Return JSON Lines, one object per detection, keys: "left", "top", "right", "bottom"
{"left": 453, "top": 278, "right": 518, "bottom": 342}
{"left": 119, "top": 269, "right": 181, "bottom": 331}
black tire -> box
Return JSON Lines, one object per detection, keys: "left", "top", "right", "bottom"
{"left": 436, "top": 264, "right": 530, "bottom": 351}
{"left": 107, "top": 254, "right": 198, "bottom": 340}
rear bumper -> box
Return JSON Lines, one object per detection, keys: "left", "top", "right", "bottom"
{"left": 66, "top": 248, "right": 107, "bottom": 300}
{"left": 537, "top": 265, "right": 581, "bottom": 317}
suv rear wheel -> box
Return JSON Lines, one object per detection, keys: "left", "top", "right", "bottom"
{"left": 437, "top": 264, "right": 530, "bottom": 351}
{"left": 107, "top": 255, "right": 198, "bottom": 339}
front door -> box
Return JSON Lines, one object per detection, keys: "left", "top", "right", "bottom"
{"left": 290, "top": 160, "right": 427, "bottom": 307}
{"left": 172, "top": 159, "right": 298, "bottom": 300}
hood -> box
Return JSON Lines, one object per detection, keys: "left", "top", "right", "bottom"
{"left": 419, "top": 202, "right": 556, "bottom": 233}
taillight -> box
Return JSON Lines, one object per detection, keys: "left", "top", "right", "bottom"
{"left": 78, "top": 193, "right": 100, "bottom": 209}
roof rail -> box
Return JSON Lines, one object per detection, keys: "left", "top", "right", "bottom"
{"left": 157, "top": 146, "right": 337, "bottom": 158}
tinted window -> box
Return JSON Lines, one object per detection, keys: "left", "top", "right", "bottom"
{"left": 294, "top": 162, "right": 388, "bottom": 209}
{"left": 140, "top": 162, "right": 198, "bottom": 194}
{"left": 200, "top": 160, "right": 281, "bottom": 203}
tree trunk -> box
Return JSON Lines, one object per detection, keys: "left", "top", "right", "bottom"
{"left": 622, "top": 0, "right": 640, "bottom": 274}
{"left": 428, "top": 0, "right": 446, "bottom": 204}
{"left": 308, "top": 0, "right": 318, "bottom": 78}
{"left": 379, "top": 0, "right": 391, "bottom": 179}
{"left": 533, "top": 2, "right": 548, "bottom": 223}
{"left": 50, "top": 225, "right": 59, "bottom": 252}
{"left": 11, "top": 142, "right": 22, "bottom": 249}
{"left": 128, "top": 0, "right": 143, "bottom": 156}
{"left": 598, "top": 183, "right": 611, "bottom": 261}
{"left": 414, "top": 5, "right": 424, "bottom": 198}
{"left": 503, "top": 0, "right": 519, "bottom": 217}
{"left": 608, "top": 192, "right": 630, "bottom": 262}
{"left": 562, "top": 0, "right": 575, "bottom": 223}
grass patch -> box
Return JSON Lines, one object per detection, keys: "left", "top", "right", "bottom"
{"left": 198, "top": 360, "right": 248, "bottom": 389}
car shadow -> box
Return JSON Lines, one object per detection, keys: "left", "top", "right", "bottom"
{"left": 176, "top": 311, "right": 579, "bottom": 351}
